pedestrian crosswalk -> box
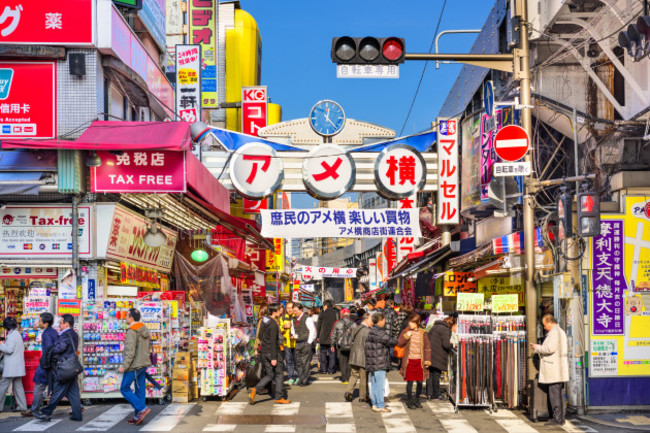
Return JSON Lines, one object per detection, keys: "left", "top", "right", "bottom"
{"left": 3, "top": 400, "right": 600, "bottom": 432}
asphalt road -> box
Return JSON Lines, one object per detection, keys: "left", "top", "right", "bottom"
{"left": 0, "top": 371, "right": 614, "bottom": 432}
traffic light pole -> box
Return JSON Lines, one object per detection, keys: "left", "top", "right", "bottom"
{"left": 402, "top": 0, "right": 539, "bottom": 412}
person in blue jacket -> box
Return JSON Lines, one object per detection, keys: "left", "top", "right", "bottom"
{"left": 22, "top": 312, "right": 58, "bottom": 417}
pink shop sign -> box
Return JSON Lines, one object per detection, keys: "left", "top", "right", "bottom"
{"left": 91, "top": 151, "right": 187, "bottom": 193}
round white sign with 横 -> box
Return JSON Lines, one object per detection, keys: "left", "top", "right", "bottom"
{"left": 229, "top": 143, "right": 284, "bottom": 199}
{"left": 374, "top": 144, "right": 427, "bottom": 200}
{"left": 302, "top": 145, "right": 356, "bottom": 200}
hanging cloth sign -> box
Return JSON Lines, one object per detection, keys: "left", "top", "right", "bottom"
{"left": 492, "top": 294, "right": 519, "bottom": 313}
{"left": 457, "top": 292, "right": 485, "bottom": 312}
{"left": 260, "top": 208, "right": 421, "bottom": 238}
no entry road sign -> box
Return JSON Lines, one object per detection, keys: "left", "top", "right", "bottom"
{"left": 494, "top": 125, "right": 529, "bottom": 162}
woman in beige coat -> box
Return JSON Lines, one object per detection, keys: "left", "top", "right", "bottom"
{"left": 397, "top": 314, "right": 431, "bottom": 410}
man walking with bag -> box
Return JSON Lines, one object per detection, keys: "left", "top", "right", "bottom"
{"left": 330, "top": 309, "right": 356, "bottom": 384}
{"left": 531, "top": 314, "right": 569, "bottom": 427}
{"left": 23, "top": 312, "right": 58, "bottom": 416}
{"left": 34, "top": 314, "right": 83, "bottom": 422}
{"left": 118, "top": 308, "right": 152, "bottom": 425}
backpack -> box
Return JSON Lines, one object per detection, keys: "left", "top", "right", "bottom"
{"left": 338, "top": 321, "right": 355, "bottom": 351}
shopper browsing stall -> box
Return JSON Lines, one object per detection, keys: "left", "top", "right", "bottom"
{"left": 0, "top": 317, "right": 28, "bottom": 414}
{"left": 427, "top": 316, "right": 456, "bottom": 400}
{"left": 118, "top": 308, "right": 151, "bottom": 426}
{"left": 397, "top": 314, "right": 431, "bottom": 409}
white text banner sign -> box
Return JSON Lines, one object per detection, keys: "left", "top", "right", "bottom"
{"left": 260, "top": 208, "right": 421, "bottom": 238}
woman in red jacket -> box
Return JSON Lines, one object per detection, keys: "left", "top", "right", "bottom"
{"left": 397, "top": 314, "right": 431, "bottom": 409}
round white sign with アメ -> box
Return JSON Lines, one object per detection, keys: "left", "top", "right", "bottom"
{"left": 302, "top": 145, "right": 356, "bottom": 200}
{"left": 229, "top": 143, "right": 284, "bottom": 199}
{"left": 374, "top": 144, "right": 426, "bottom": 200}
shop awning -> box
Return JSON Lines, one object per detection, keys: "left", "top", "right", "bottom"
{"left": 388, "top": 245, "right": 452, "bottom": 281}
{"left": 185, "top": 151, "right": 229, "bottom": 213}
{"left": 1, "top": 121, "right": 192, "bottom": 151}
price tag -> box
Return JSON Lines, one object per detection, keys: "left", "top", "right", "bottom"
{"left": 492, "top": 294, "right": 519, "bottom": 313}
{"left": 457, "top": 292, "right": 485, "bottom": 312}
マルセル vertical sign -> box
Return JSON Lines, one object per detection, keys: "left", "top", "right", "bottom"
{"left": 175, "top": 45, "right": 202, "bottom": 123}
{"left": 437, "top": 118, "right": 459, "bottom": 224}
{"left": 241, "top": 86, "right": 268, "bottom": 136}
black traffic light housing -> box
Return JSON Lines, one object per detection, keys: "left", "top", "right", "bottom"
{"left": 331, "top": 37, "right": 406, "bottom": 65}
{"left": 557, "top": 189, "right": 573, "bottom": 240}
{"left": 577, "top": 191, "right": 600, "bottom": 237}
{"left": 619, "top": 16, "right": 650, "bottom": 61}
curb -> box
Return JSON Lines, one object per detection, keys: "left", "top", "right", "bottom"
{"left": 577, "top": 415, "right": 650, "bottom": 431}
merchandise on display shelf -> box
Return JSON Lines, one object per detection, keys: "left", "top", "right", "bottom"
{"left": 80, "top": 298, "right": 135, "bottom": 398}
{"left": 172, "top": 350, "right": 198, "bottom": 403}
{"left": 137, "top": 300, "right": 172, "bottom": 400}
{"left": 197, "top": 321, "right": 231, "bottom": 397}
{"left": 230, "top": 326, "right": 255, "bottom": 385}
{"left": 22, "top": 295, "right": 56, "bottom": 351}
{"left": 492, "top": 315, "right": 526, "bottom": 409}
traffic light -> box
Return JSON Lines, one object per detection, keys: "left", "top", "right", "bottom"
{"left": 618, "top": 16, "right": 650, "bottom": 61}
{"left": 557, "top": 190, "right": 572, "bottom": 240}
{"left": 577, "top": 191, "right": 600, "bottom": 237}
{"left": 331, "top": 37, "right": 405, "bottom": 64}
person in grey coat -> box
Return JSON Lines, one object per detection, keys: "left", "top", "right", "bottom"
{"left": 345, "top": 313, "right": 372, "bottom": 402}
{"left": 0, "top": 317, "right": 27, "bottom": 413}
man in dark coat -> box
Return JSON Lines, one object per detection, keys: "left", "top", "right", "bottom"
{"left": 34, "top": 314, "right": 83, "bottom": 422}
{"left": 365, "top": 312, "right": 398, "bottom": 413}
{"left": 427, "top": 316, "right": 456, "bottom": 399}
{"left": 249, "top": 303, "right": 291, "bottom": 405}
{"left": 316, "top": 300, "right": 339, "bottom": 374}
{"left": 24, "top": 312, "right": 58, "bottom": 416}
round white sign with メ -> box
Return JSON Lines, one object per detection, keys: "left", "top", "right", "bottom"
{"left": 302, "top": 145, "right": 356, "bottom": 200}
{"left": 229, "top": 143, "right": 284, "bottom": 199}
{"left": 374, "top": 144, "right": 427, "bottom": 200}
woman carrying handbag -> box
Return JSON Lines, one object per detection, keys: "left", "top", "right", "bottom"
{"left": 396, "top": 314, "right": 431, "bottom": 410}
{"left": 0, "top": 317, "right": 28, "bottom": 413}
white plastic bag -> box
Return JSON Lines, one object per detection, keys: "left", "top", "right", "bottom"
{"left": 368, "top": 376, "right": 391, "bottom": 398}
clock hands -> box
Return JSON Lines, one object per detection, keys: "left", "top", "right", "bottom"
{"left": 325, "top": 109, "right": 337, "bottom": 127}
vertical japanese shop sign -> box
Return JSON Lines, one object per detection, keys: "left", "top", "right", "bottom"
{"left": 437, "top": 118, "right": 459, "bottom": 224}
{"left": 396, "top": 195, "right": 418, "bottom": 262}
{"left": 242, "top": 86, "right": 268, "bottom": 136}
{"left": 592, "top": 220, "right": 625, "bottom": 335}
{"left": 188, "top": 0, "right": 217, "bottom": 107}
{"left": 266, "top": 238, "right": 283, "bottom": 273}
{"left": 0, "top": 62, "right": 55, "bottom": 139}
{"left": 175, "top": 44, "right": 202, "bottom": 123}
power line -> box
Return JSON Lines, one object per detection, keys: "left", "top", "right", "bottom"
{"left": 398, "top": 0, "right": 448, "bottom": 137}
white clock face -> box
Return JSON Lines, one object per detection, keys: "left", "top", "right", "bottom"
{"left": 309, "top": 100, "right": 345, "bottom": 136}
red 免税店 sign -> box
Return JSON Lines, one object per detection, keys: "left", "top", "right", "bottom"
{"left": 91, "top": 150, "right": 187, "bottom": 193}
{"left": 0, "top": 0, "right": 93, "bottom": 45}
{"left": 242, "top": 86, "right": 267, "bottom": 136}
{"left": 0, "top": 62, "right": 56, "bottom": 139}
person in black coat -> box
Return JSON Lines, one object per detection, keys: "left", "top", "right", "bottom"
{"left": 25, "top": 312, "right": 58, "bottom": 416}
{"left": 249, "top": 303, "right": 291, "bottom": 405}
{"left": 34, "top": 314, "right": 83, "bottom": 422}
{"left": 364, "top": 312, "right": 398, "bottom": 413}
{"left": 426, "top": 316, "right": 456, "bottom": 399}
{"left": 316, "top": 300, "right": 339, "bottom": 374}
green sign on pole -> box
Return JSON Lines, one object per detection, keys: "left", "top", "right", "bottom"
{"left": 492, "top": 294, "right": 519, "bottom": 313}
{"left": 457, "top": 292, "right": 485, "bottom": 312}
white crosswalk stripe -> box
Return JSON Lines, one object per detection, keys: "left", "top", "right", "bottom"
{"left": 325, "top": 402, "right": 355, "bottom": 433}
{"left": 139, "top": 403, "right": 195, "bottom": 432}
{"left": 562, "top": 420, "right": 598, "bottom": 433}
{"left": 13, "top": 419, "right": 63, "bottom": 431}
{"left": 440, "top": 419, "right": 479, "bottom": 433}
{"left": 203, "top": 401, "right": 247, "bottom": 432}
{"left": 76, "top": 404, "right": 133, "bottom": 431}
{"left": 380, "top": 402, "right": 417, "bottom": 433}
{"left": 427, "top": 400, "right": 457, "bottom": 415}
{"left": 264, "top": 402, "right": 300, "bottom": 432}
{"left": 493, "top": 417, "right": 538, "bottom": 433}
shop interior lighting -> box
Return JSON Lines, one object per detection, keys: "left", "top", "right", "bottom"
{"left": 143, "top": 208, "right": 167, "bottom": 248}
{"left": 190, "top": 248, "right": 209, "bottom": 262}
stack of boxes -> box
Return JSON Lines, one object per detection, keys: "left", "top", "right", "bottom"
{"left": 171, "top": 346, "right": 199, "bottom": 403}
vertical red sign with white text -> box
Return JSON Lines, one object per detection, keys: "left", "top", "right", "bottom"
{"left": 396, "top": 195, "right": 418, "bottom": 261}
{"left": 437, "top": 118, "right": 459, "bottom": 224}
{"left": 242, "top": 86, "right": 267, "bottom": 136}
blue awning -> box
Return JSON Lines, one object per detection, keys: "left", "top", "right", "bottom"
{"left": 353, "top": 131, "right": 437, "bottom": 152}
{"left": 207, "top": 128, "right": 307, "bottom": 152}
{"left": 0, "top": 172, "right": 44, "bottom": 195}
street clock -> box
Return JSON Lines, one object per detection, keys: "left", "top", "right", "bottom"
{"left": 309, "top": 100, "right": 345, "bottom": 137}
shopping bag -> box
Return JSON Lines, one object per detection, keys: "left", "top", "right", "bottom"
{"left": 384, "top": 378, "right": 390, "bottom": 398}
{"left": 393, "top": 345, "right": 405, "bottom": 358}
{"left": 245, "top": 356, "right": 263, "bottom": 388}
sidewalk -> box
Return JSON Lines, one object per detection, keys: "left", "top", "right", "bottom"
{"left": 578, "top": 412, "right": 650, "bottom": 431}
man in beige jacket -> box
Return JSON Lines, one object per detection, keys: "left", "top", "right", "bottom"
{"left": 531, "top": 314, "right": 569, "bottom": 426}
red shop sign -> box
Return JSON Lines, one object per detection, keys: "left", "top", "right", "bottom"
{"left": 0, "top": 0, "right": 93, "bottom": 45}
{"left": 0, "top": 62, "right": 56, "bottom": 139}
{"left": 91, "top": 150, "right": 187, "bottom": 193}
{"left": 241, "top": 86, "right": 267, "bottom": 136}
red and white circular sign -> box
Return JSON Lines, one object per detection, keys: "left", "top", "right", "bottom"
{"left": 494, "top": 125, "right": 529, "bottom": 162}
{"left": 374, "top": 144, "right": 427, "bottom": 200}
{"left": 229, "top": 143, "right": 284, "bottom": 199}
{"left": 302, "top": 145, "right": 355, "bottom": 200}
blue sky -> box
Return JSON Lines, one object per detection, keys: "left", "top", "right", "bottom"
{"left": 241, "top": 0, "right": 495, "bottom": 208}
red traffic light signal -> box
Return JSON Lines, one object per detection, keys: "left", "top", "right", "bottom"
{"left": 332, "top": 37, "right": 406, "bottom": 65}
{"left": 577, "top": 192, "right": 600, "bottom": 237}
